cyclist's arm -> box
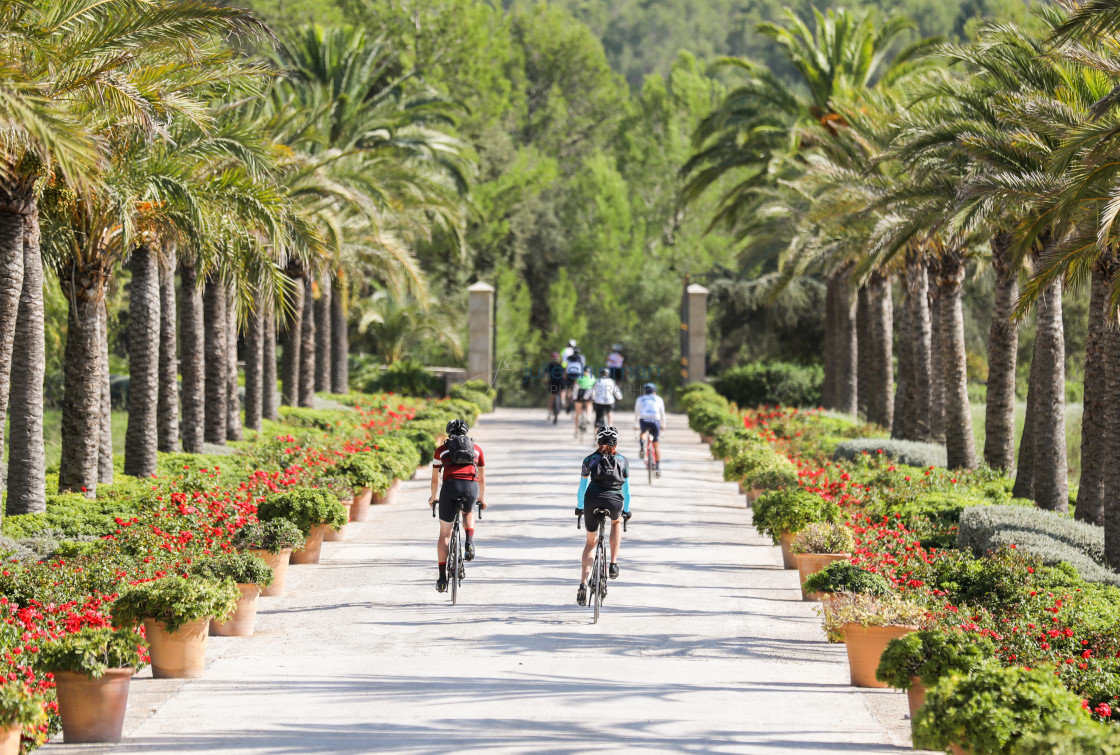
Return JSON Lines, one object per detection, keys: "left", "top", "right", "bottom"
{"left": 477, "top": 466, "right": 486, "bottom": 505}
{"left": 429, "top": 466, "right": 440, "bottom": 504}
{"left": 577, "top": 476, "right": 589, "bottom": 511}
{"left": 622, "top": 477, "right": 631, "bottom": 514}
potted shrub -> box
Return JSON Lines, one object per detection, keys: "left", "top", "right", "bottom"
{"left": 753, "top": 489, "right": 842, "bottom": 569}
{"left": 35, "top": 627, "right": 145, "bottom": 743}
{"left": 790, "top": 523, "right": 853, "bottom": 600}
{"left": 0, "top": 684, "right": 45, "bottom": 755}
{"left": 315, "top": 476, "right": 355, "bottom": 542}
{"left": 191, "top": 552, "right": 274, "bottom": 636}
{"left": 820, "top": 593, "right": 925, "bottom": 687}
{"left": 914, "top": 666, "right": 1089, "bottom": 754}
{"left": 801, "top": 562, "right": 893, "bottom": 604}
{"left": 875, "top": 629, "right": 995, "bottom": 725}
{"left": 333, "top": 453, "right": 390, "bottom": 521}
{"left": 232, "top": 519, "right": 304, "bottom": 597}
{"left": 111, "top": 576, "right": 239, "bottom": 678}
{"left": 257, "top": 489, "right": 348, "bottom": 565}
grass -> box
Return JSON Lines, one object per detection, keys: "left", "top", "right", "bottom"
{"left": 970, "top": 402, "right": 1082, "bottom": 482}
{"left": 4, "top": 411, "right": 129, "bottom": 470}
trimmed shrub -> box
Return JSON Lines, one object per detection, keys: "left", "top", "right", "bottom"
{"left": 366, "top": 360, "right": 441, "bottom": 397}
{"left": 232, "top": 519, "right": 305, "bottom": 553}
{"left": 1015, "top": 724, "right": 1120, "bottom": 755}
{"left": 833, "top": 438, "right": 947, "bottom": 468}
{"left": 111, "top": 576, "right": 240, "bottom": 631}
{"left": 790, "top": 522, "right": 853, "bottom": 554}
{"left": 801, "top": 562, "right": 893, "bottom": 597}
{"left": 687, "top": 398, "right": 733, "bottom": 436}
{"left": 711, "top": 427, "right": 766, "bottom": 462}
{"left": 190, "top": 551, "right": 274, "bottom": 588}
{"left": 713, "top": 361, "right": 822, "bottom": 408}
{"left": 753, "top": 489, "right": 842, "bottom": 543}
{"left": 334, "top": 452, "right": 392, "bottom": 493}
{"left": 387, "top": 428, "right": 436, "bottom": 468}
{"left": 257, "top": 489, "right": 349, "bottom": 535}
{"left": 876, "top": 629, "right": 996, "bottom": 691}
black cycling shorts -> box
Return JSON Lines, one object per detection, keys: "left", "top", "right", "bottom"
{"left": 639, "top": 419, "right": 661, "bottom": 441}
{"left": 583, "top": 492, "right": 623, "bottom": 532}
{"left": 576, "top": 388, "right": 593, "bottom": 402}
{"left": 593, "top": 403, "right": 612, "bottom": 426}
{"left": 438, "top": 478, "right": 478, "bottom": 523}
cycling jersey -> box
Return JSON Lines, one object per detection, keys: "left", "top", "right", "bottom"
{"left": 635, "top": 394, "right": 666, "bottom": 424}
{"left": 576, "top": 375, "right": 595, "bottom": 390}
{"left": 591, "top": 378, "right": 622, "bottom": 406}
{"left": 433, "top": 441, "right": 485, "bottom": 482}
{"left": 605, "top": 351, "right": 624, "bottom": 369}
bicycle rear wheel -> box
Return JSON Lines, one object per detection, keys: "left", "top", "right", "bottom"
{"left": 449, "top": 525, "right": 460, "bottom": 605}
{"left": 593, "top": 527, "right": 607, "bottom": 623}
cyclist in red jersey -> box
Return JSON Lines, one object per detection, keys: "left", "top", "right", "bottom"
{"left": 428, "top": 419, "right": 487, "bottom": 592}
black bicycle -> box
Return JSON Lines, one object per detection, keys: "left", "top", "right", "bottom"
{"left": 433, "top": 495, "right": 482, "bottom": 605}
{"left": 577, "top": 508, "right": 627, "bottom": 623}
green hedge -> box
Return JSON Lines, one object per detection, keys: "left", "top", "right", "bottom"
{"left": 713, "top": 361, "right": 822, "bottom": 408}
{"left": 833, "top": 438, "right": 947, "bottom": 468}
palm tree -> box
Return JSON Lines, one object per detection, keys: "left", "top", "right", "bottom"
{"left": 124, "top": 243, "right": 160, "bottom": 477}
{"left": 180, "top": 258, "right": 205, "bottom": 452}
{"left": 158, "top": 248, "right": 179, "bottom": 452}
{"left": 353, "top": 292, "right": 464, "bottom": 365}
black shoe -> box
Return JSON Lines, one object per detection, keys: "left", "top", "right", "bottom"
{"left": 437, "top": 577, "right": 448, "bottom": 592}
{"left": 609, "top": 563, "right": 619, "bottom": 579}
{"left": 655, "top": 468, "right": 661, "bottom": 478}
{"left": 576, "top": 583, "right": 587, "bottom": 606}
{"left": 464, "top": 541, "right": 475, "bottom": 561}
{"left": 639, "top": 444, "right": 645, "bottom": 460}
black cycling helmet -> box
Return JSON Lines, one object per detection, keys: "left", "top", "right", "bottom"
{"left": 599, "top": 368, "right": 610, "bottom": 377}
{"left": 596, "top": 425, "right": 619, "bottom": 446}
{"left": 644, "top": 383, "right": 657, "bottom": 394}
{"left": 446, "top": 419, "right": 468, "bottom": 436}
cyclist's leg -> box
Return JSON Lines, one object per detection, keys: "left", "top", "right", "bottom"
{"left": 608, "top": 499, "right": 623, "bottom": 564}
{"left": 581, "top": 528, "right": 597, "bottom": 583}
{"left": 437, "top": 520, "right": 453, "bottom": 561}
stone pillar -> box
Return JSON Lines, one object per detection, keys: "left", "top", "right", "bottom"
{"left": 683, "top": 283, "right": 709, "bottom": 384}
{"left": 468, "top": 281, "right": 494, "bottom": 382}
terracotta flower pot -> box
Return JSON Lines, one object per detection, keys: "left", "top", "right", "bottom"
{"left": 249, "top": 548, "right": 291, "bottom": 597}
{"left": 325, "top": 499, "right": 354, "bottom": 541}
{"left": 143, "top": 618, "right": 210, "bottom": 678}
{"left": 795, "top": 552, "right": 850, "bottom": 600}
{"left": 373, "top": 479, "right": 400, "bottom": 505}
{"left": 350, "top": 487, "right": 373, "bottom": 522}
{"left": 906, "top": 676, "right": 926, "bottom": 720}
{"left": 210, "top": 583, "right": 261, "bottom": 637}
{"left": 290, "top": 523, "right": 330, "bottom": 565}
{"left": 0, "top": 725, "right": 19, "bottom": 755}
{"left": 843, "top": 623, "right": 919, "bottom": 688}
{"left": 700, "top": 434, "right": 714, "bottom": 444}
{"left": 777, "top": 531, "right": 798, "bottom": 569}
{"left": 950, "top": 743, "right": 970, "bottom": 755}
{"left": 53, "top": 668, "right": 133, "bottom": 743}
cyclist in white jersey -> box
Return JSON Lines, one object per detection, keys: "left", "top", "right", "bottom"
{"left": 634, "top": 383, "right": 667, "bottom": 476}
{"left": 591, "top": 369, "right": 623, "bottom": 429}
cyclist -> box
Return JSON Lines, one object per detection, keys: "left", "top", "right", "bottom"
{"left": 634, "top": 382, "right": 667, "bottom": 477}
{"left": 573, "top": 366, "right": 595, "bottom": 437}
{"left": 560, "top": 339, "right": 579, "bottom": 367}
{"left": 545, "top": 351, "right": 565, "bottom": 422}
{"left": 575, "top": 425, "right": 631, "bottom": 606}
{"left": 606, "top": 344, "right": 625, "bottom": 382}
{"left": 564, "top": 347, "right": 585, "bottom": 412}
{"left": 591, "top": 368, "right": 622, "bottom": 429}
{"left": 428, "top": 419, "right": 486, "bottom": 592}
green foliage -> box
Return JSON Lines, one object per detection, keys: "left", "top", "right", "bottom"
{"left": 875, "top": 629, "right": 996, "bottom": 691}
{"left": 372, "top": 436, "right": 422, "bottom": 481}
{"left": 914, "top": 666, "right": 1089, "bottom": 755}
{"left": 0, "top": 683, "right": 46, "bottom": 729}
{"left": 366, "top": 360, "right": 442, "bottom": 397}
{"left": 686, "top": 396, "right": 733, "bottom": 436}
{"left": 333, "top": 453, "right": 392, "bottom": 492}
{"left": 2, "top": 494, "right": 139, "bottom": 541}
{"left": 1015, "top": 722, "right": 1120, "bottom": 754}
{"left": 801, "top": 562, "right": 893, "bottom": 597}
{"left": 277, "top": 407, "right": 357, "bottom": 432}
{"left": 833, "top": 438, "right": 948, "bottom": 468}
{"left": 752, "top": 489, "right": 842, "bottom": 543}
{"left": 386, "top": 428, "right": 436, "bottom": 468}
{"left": 35, "top": 627, "right": 147, "bottom": 678}
{"left": 232, "top": 519, "right": 305, "bottom": 554}
{"left": 257, "top": 489, "right": 349, "bottom": 535}
{"left": 820, "top": 593, "right": 926, "bottom": 640}
{"left": 790, "top": 522, "right": 853, "bottom": 554}
{"left": 190, "top": 552, "right": 274, "bottom": 588}
{"left": 111, "top": 577, "right": 240, "bottom": 632}
{"left": 713, "top": 361, "right": 823, "bottom": 408}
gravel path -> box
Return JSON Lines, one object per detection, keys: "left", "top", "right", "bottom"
{"left": 45, "top": 407, "right": 912, "bottom": 754}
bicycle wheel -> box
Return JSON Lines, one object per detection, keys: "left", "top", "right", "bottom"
{"left": 593, "top": 526, "right": 606, "bottom": 623}
{"left": 449, "top": 525, "right": 460, "bottom": 605}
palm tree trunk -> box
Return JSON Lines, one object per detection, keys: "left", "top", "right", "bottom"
{"left": 98, "top": 301, "right": 113, "bottom": 484}
{"left": 203, "top": 277, "right": 227, "bottom": 445}
{"left": 929, "top": 279, "right": 946, "bottom": 443}
{"left": 895, "top": 250, "right": 932, "bottom": 441}
{"left": 226, "top": 293, "right": 243, "bottom": 441}
{"left": 331, "top": 275, "right": 348, "bottom": 394}
{"left": 1101, "top": 303, "right": 1120, "bottom": 567}
{"left": 856, "top": 285, "right": 872, "bottom": 419}
{"left": 315, "top": 277, "right": 331, "bottom": 392}
{"left": 263, "top": 300, "right": 279, "bottom": 420}
{"left": 244, "top": 303, "right": 263, "bottom": 432}
{"left": 824, "top": 265, "right": 858, "bottom": 415}
{"left": 866, "top": 271, "right": 893, "bottom": 429}
{"left": 281, "top": 274, "right": 303, "bottom": 407}
{"left": 1027, "top": 277, "right": 1068, "bottom": 511}
{"left": 1014, "top": 340, "right": 1039, "bottom": 500}
{"left": 6, "top": 211, "right": 46, "bottom": 514}
{"left": 157, "top": 246, "right": 179, "bottom": 452}
{"left": 124, "top": 245, "right": 160, "bottom": 478}
{"left": 179, "top": 260, "right": 205, "bottom": 453}
{"left": 298, "top": 275, "right": 316, "bottom": 408}
{"left": 984, "top": 233, "right": 1019, "bottom": 472}
{"left": 0, "top": 204, "right": 26, "bottom": 499}
{"left": 936, "top": 250, "right": 977, "bottom": 471}
{"left": 893, "top": 289, "right": 913, "bottom": 438}
{"left": 1078, "top": 257, "right": 1115, "bottom": 524}
{"left": 58, "top": 260, "right": 104, "bottom": 496}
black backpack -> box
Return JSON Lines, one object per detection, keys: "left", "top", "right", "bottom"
{"left": 590, "top": 454, "right": 625, "bottom": 489}
{"left": 445, "top": 434, "right": 477, "bottom": 466}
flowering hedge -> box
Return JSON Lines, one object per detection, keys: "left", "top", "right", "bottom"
{"left": 692, "top": 391, "right": 1120, "bottom": 744}
{"left": 0, "top": 391, "right": 488, "bottom": 750}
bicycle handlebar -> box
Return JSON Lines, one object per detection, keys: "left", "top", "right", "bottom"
{"left": 576, "top": 512, "right": 582, "bottom": 529}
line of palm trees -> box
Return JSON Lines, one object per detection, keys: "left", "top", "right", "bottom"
{"left": 1, "top": 2, "right": 471, "bottom": 511}
{"left": 684, "top": 1, "right": 1120, "bottom": 564}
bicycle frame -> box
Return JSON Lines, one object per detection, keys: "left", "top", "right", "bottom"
{"left": 434, "top": 496, "right": 482, "bottom": 605}
{"left": 576, "top": 509, "right": 627, "bottom": 623}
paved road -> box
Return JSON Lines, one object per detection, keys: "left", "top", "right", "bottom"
{"left": 46, "top": 408, "right": 911, "bottom": 754}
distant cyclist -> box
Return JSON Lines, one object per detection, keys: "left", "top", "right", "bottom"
{"left": 634, "top": 383, "right": 667, "bottom": 477}
{"left": 573, "top": 366, "right": 595, "bottom": 437}
{"left": 606, "top": 344, "right": 625, "bottom": 382}
{"left": 564, "top": 347, "right": 585, "bottom": 412}
{"left": 575, "top": 425, "right": 631, "bottom": 605}
{"left": 591, "top": 368, "right": 622, "bottom": 429}
{"left": 561, "top": 339, "right": 579, "bottom": 367}
{"left": 428, "top": 419, "right": 486, "bottom": 592}
{"left": 545, "top": 352, "right": 565, "bottom": 422}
